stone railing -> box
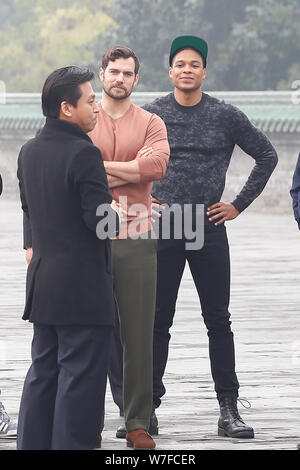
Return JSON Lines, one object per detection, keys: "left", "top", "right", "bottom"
{"left": 0, "top": 92, "right": 299, "bottom": 211}
{"left": 2, "top": 90, "right": 297, "bottom": 106}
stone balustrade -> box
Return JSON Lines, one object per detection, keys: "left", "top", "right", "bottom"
{"left": 0, "top": 92, "right": 299, "bottom": 212}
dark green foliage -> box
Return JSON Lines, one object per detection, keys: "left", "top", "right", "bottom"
{"left": 0, "top": 0, "right": 299, "bottom": 91}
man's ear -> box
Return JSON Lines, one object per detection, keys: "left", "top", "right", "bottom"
{"left": 60, "top": 101, "right": 72, "bottom": 118}
{"left": 169, "top": 67, "right": 173, "bottom": 80}
{"left": 99, "top": 68, "right": 104, "bottom": 82}
{"left": 133, "top": 73, "right": 139, "bottom": 88}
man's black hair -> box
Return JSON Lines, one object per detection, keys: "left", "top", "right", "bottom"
{"left": 42, "top": 66, "right": 95, "bottom": 119}
{"left": 171, "top": 48, "right": 206, "bottom": 68}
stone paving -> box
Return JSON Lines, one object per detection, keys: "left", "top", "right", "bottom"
{"left": 0, "top": 200, "right": 299, "bottom": 450}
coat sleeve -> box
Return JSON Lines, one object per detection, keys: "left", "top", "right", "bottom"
{"left": 23, "top": 212, "right": 33, "bottom": 249}
{"left": 290, "top": 153, "right": 300, "bottom": 228}
{"left": 20, "top": 129, "right": 42, "bottom": 249}
{"left": 69, "top": 145, "right": 120, "bottom": 237}
{"left": 17, "top": 149, "right": 33, "bottom": 247}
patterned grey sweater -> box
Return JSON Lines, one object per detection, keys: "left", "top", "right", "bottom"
{"left": 143, "top": 92, "right": 278, "bottom": 213}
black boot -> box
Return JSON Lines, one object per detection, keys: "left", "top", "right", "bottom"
{"left": 116, "top": 409, "right": 159, "bottom": 439}
{"left": 218, "top": 396, "right": 254, "bottom": 438}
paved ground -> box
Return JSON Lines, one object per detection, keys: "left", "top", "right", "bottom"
{"left": 0, "top": 200, "right": 299, "bottom": 450}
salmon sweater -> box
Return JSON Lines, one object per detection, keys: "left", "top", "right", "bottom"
{"left": 89, "top": 103, "right": 170, "bottom": 237}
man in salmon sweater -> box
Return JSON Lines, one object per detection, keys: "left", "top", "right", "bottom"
{"left": 89, "top": 46, "right": 169, "bottom": 449}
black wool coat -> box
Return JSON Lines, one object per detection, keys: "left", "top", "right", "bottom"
{"left": 17, "top": 117, "right": 117, "bottom": 326}
{"left": 291, "top": 152, "right": 300, "bottom": 230}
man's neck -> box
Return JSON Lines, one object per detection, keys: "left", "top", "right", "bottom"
{"left": 100, "top": 91, "right": 132, "bottom": 119}
{"left": 174, "top": 87, "right": 203, "bottom": 107}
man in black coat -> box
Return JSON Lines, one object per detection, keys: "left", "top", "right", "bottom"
{"left": 290, "top": 154, "right": 300, "bottom": 451}
{"left": 290, "top": 153, "right": 300, "bottom": 230}
{"left": 0, "top": 174, "right": 19, "bottom": 437}
{"left": 16, "top": 66, "right": 119, "bottom": 450}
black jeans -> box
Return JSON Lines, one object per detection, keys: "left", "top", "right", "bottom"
{"left": 153, "top": 223, "right": 239, "bottom": 408}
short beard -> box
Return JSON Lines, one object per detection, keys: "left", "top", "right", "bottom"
{"left": 103, "top": 84, "right": 133, "bottom": 100}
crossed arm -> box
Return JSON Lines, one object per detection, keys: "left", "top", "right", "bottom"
{"left": 105, "top": 114, "right": 169, "bottom": 189}
{"left": 105, "top": 146, "right": 153, "bottom": 188}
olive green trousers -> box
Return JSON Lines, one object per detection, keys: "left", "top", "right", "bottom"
{"left": 111, "top": 235, "right": 157, "bottom": 432}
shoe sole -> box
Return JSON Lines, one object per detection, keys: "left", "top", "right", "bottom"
{"left": 126, "top": 441, "right": 155, "bottom": 450}
{"left": 218, "top": 426, "right": 254, "bottom": 439}
{"left": 116, "top": 426, "right": 158, "bottom": 439}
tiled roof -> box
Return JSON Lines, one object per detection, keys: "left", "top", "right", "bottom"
{"left": 0, "top": 92, "right": 299, "bottom": 133}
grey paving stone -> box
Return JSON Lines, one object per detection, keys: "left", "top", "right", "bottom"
{"left": 0, "top": 201, "right": 299, "bottom": 450}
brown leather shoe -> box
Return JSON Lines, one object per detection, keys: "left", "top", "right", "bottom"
{"left": 126, "top": 429, "right": 156, "bottom": 449}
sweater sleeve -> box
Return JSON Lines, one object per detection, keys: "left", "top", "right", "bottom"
{"left": 137, "top": 114, "right": 170, "bottom": 183}
{"left": 228, "top": 105, "right": 278, "bottom": 213}
{"left": 290, "top": 153, "right": 300, "bottom": 227}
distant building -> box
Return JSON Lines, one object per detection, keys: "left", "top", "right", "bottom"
{"left": 0, "top": 91, "right": 299, "bottom": 212}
